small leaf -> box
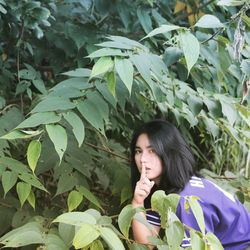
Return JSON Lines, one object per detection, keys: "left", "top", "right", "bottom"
{"left": 87, "top": 48, "right": 126, "bottom": 58}
{"left": 62, "top": 68, "right": 91, "bottom": 77}
{"left": 90, "top": 57, "right": 114, "bottom": 79}
{"left": 27, "top": 140, "right": 41, "bottom": 173}
{"left": 27, "top": 189, "right": 36, "bottom": 209}
{"left": 16, "top": 182, "right": 31, "bottom": 207}
{"left": 1, "top": 130, "right": 42, "bottom": 140}
{"left": 144, "top": 24, "right": 181, "bottom": 39}
{"left": 2, "top": 171, "right": 18, "bottom": 197}
{"left": 46, "top": 124, "right": 67, "bottom": 163}
{"left": 195, "top": 15, "right": 224, "bottom": 28}
{"left": 67, "top": 190, "right": 83, "bottom": 212}
{"left": 206, "top": 232, "right": 224, "bottom": 250}
{"left": 106, "top": 71, "right": 116, "bottom": 97}
{"left": 73, "top": 224, "right": 100, "bottom": 249}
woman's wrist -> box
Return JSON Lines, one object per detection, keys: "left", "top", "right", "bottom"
{"left": 131, "top": 199, "right": 144, "bottom": 208}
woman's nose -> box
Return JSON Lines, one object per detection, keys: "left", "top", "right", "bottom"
{"left": 140, "top": 151, "right": 148, "bottom": 162}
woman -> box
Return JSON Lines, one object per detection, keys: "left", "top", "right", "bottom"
{"left": 131, "top": 120, "right": 250, "bottom": 250}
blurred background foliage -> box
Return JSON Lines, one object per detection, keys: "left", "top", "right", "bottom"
{"left": 0, "top": 0, "right": 249, "bottom": 249}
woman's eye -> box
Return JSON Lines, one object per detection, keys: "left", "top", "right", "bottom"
{"left": 149, "top": 149, "right": 155, "bottom": 154}
{"left": 135, "top": 150, "right": 141, "bottom": 154}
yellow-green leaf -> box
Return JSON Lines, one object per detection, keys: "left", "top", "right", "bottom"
{"left": 73, "top": 224, "right": 100, "bottom": 249}
{"left": 27, "top": 140, "right": 41, "bottom": 173}
{"left": 67, "top": 190, "right": 83, "bottom": 212}
{"left": 16, "top": 182, "right": 31, "bottom": 207}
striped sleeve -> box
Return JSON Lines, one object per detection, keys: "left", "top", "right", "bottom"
{"left": 146, "top": 210, "right": 161, "bottom": 226}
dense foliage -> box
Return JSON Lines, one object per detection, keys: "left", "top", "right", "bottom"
{"left": 0, "top": 0, "right": 249, "bottom": 249}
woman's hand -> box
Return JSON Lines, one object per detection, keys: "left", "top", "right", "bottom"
{"left": 132, "top": 164, "right": 155, "bottom": 208}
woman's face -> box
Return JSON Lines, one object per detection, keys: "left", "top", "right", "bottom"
{"left": 134, "top": 133, "right": 163, "bottom": 184}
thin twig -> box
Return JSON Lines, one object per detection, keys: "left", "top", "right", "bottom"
{"left": 0, "top": 104, "right": 19, "bottom": 115}
{"left": 84, "top": 141, "right": 129, "bottom": 161}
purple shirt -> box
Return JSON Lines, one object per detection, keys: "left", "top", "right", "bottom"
{"left": 146, "top": 176, "right": 250, "bottom": 250}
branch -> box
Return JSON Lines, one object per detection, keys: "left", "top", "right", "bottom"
{"left": 84, "top": 141, "right": 129, "bottom": 161}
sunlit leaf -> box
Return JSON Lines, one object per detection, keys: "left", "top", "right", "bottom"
{"left": 27, "top": 140, "right": 41, "bottom": 173}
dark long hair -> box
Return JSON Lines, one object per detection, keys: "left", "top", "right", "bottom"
{"left": 130, "top": 120, "right": 196, "bottom": 195}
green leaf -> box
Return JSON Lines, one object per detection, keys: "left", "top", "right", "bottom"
{"left": 0, "top": 222, "right": 45, "bottom": 247}
{"left": 2, "top": 171, "right": 18, "bottom": 197}
{"left": 240, "top": 59, "right": 250, "bottom": 77}
{"left": 179, "top": 31, "right": 200, "bottom": 74}
{"left": 115, "top": 57, "right": 134, "bottom": 94}
{"left": 217, "top": 0, "right": 245, "bottom": 6}
{"left": 16, "top": 112, "right": 61, "bottom": 129}
{"left": 219, "top": 100, "right": 237, "bottom": 126}
{"left": 190, "top": 230, "right": 205, "bottom": 249}
{"left": 99, "top": 227, "right": 125, "bottom": 250}
{"left": 32, "top": 79, "right": 47, "bottom": 94}
{"left": 31, "top": 7, "right": 50, "bottom": 21}
{"left": 106, "top": 71, "right": 116, "bottom": 97}
{"left": 73, "top": 224, "right": 100, "bottom": 249}
{"left": 63, "top": 111, "right": 85, "bottom": 147}
{"left": 1, "top": 129, "right": 42, "bottom": 140}
{"left": 90, "top": 240, "right": 104, "bottom": 250}
{"left": 51, "top": 77, "right": 90, "bottom": 91}
{"left": 206, "top": 232, "right": 224, "bottom": 250}
{"left": 137, "top": 7, "right": 153, "bottom": 34}
{"left": 67, "top": 190, "right": 83, "bottom": 212}
{"left": 53, "top": 212, "right": 96, "bottom": 226}
{"left": 87, "top": 48, "right": 127, "bottom": 58}
{"left": 118, "top": 204, "right": 136, "bottom": 238}
{"left": 62, "top": 68, "right": 91, "bottom": 77}
{"left": 44, "top": 232, "right": 68, "bottom": 250}
{"left": 144, "top": 24, "right": 181, "bottom": 39}
{"left": 55, "top": 173, "right": 76, "bottom": 196}
{"left": 46, "top": 124, "right": 67, "bottom": 163}
{"left": 186, "top": 196, "right": 205, "bottom": 235}
{"left": 16, "top": 182, "right": 31, "bottom": 207}
{"left": 90, "top": 57, "right": 114, "bottom": 79}
{"left": 77, "top": 185, "right": 102, "bottom": 210}
{"left": 27, "top": 189, "right": 36, "bottom": 209}
{"left": 195, "top": 15, "right": 224, "bottom": 28}
{"left": 77, "top": 92, "right": 109, "bottom": 135}
{"left": 27, "top": 140, "right": 41, "bottom": 173}
{"left": 18, "top": 172, "right": 48, "bottom": 192}
{"left": 165, "top": 219, "right": 184, "bottom": 249}
{"left": 31, "top": 97, "right": 75, "bottom": 113}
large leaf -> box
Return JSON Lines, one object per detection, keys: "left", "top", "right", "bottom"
{"left": 0, "top": 222, "right": 45, "bottom": 247}
{"left": 206, "top": 232, "right": 224, "bottom": 250}
{"left": 186, "top": 196, "right": 205, "bottom": 235}
{"left": 46, "top": 124, "right": 67, "bottom": 163}
{"left": 30, "top": 96, "right": 75, "bottom": 113}
{"left": 53, "top": 212, "right": 96, "bottom": 226}
{"left": 63, "top": 111, "right": 85, "bottom": 147}
{"left": 16, "top": 112, "right": 61, "bottom": 129}
{"left": 90, "top": 57, "right": 114, "bottom": 79}
{"left": 179, "top": 31, "right": 200, "bottom": 74}
{"left": 115, "top": 57, "right": 134, "bottom": 94}
{"left": 195, "top": 15, "right": 224, "bottom": 28}
{"left": 77, "top": 92, "right": 109, "bottom": 135}
{"left": 73, "top": 224, "right": 100, "bottom": 249}
{"left": 99, "top": 227, "right": 125, "bottom": 250}
{"left": 118, "top": 205, "right": 136, "bottom": 238}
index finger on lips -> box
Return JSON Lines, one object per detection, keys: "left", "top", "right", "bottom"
{"left": 140, "top": 164, "right": 146, "bottom": 180}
